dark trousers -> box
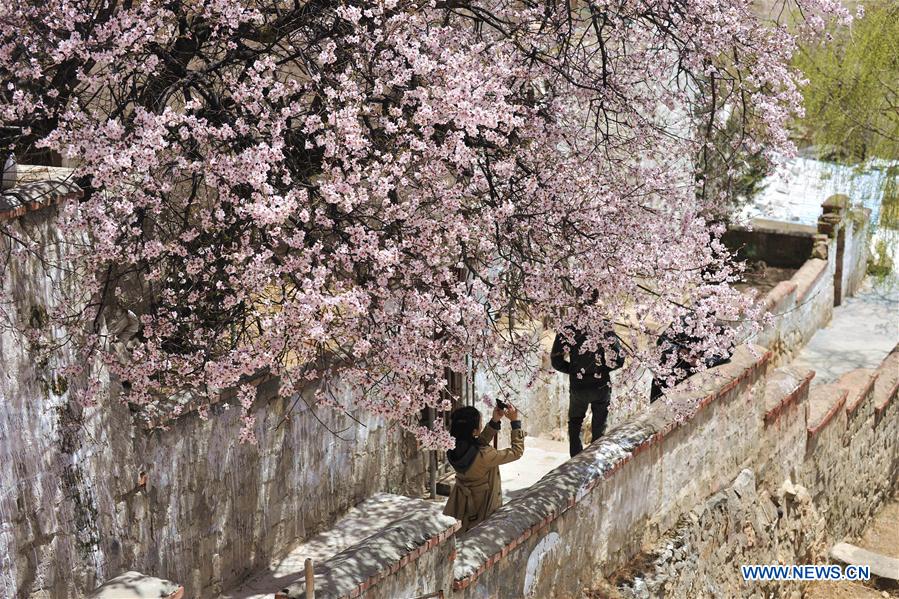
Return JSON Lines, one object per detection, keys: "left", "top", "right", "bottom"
{"left": 568, "top": 386, "right": 610, "bottom": 457}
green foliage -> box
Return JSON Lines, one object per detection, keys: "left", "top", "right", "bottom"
{"left": 795, "top": 3, "right": 899, "bottom": 162}
{"left": 867, "top": 237, "right": 895, "bottom": 280}
{"left": 879, "top": 165, "right": 899, "bottom": 230}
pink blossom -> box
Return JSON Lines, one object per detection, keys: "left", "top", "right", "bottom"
{"left": 0, "top": 0, "right": 847, "bottom": 448}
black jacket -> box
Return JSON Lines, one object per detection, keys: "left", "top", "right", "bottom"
{"left": 649, "top": 324, "right": 733, "bottom": 401}
{"left": 551, "top": 328, "right": 625, "bottom": 390}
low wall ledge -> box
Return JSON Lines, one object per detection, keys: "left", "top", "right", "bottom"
{"left": 872, "top": 346, "right": 899, "bottom": 425}
{"left": 764, "top": 280, "right": 798, "bottom": 313}
{"left": 764, "top": 368, "right": 814, "bottom": 426}
{"left": 730, "top": 218, "right": 819, "bottom": 237}
{"left": 836, "top": 368, "right": 878, "bottom": 419}
{"left": 0, "top": 173, "right": 82, "bottom": 223}
{"left": 807, "top": 384, "right": 849, "bottom": 437}
{"left": 283, "top": 498, "right": 458, "bottom": 599}
{"left": 793, "top": 258, "right": 828, "bottom": 302}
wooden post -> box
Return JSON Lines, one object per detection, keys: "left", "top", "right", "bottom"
{"left": 425, "top": 405, "right": 438, "bottom": 499}
{"left": 429, "top": 447, "right": 438, "bottom": 499}
{"left": 305, "top": 558, "right": 315, "bottom": 599}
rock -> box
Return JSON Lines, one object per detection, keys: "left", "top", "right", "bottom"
{"left": 780, "top": 479, "right": 797, "bottom": 498}
{"left": 830, "top": 543, "right": 899, "bottom": 581}
{"left": 732, "top": 469, "right": 755, "bottom": 499}
{"left": 632, "top": 577, "right": 650, "bottom": 599}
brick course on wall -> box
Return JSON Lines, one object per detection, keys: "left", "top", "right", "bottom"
{"left": 751, "top": 198, "right": 869, "bottom": 367}
{"left": 480, "top": 197, "right": 869, "bottom": 443}
{"left": 804, "top": 350, "right": 899, "bottom": 543}
{"left": 320, "top": 344, "right": 895, "bottom": 599}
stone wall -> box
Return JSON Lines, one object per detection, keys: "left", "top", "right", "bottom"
{"left": 0, "top": 187, "right": 428, "bottom": 598}
{"left": 279, "top": 499, "right": 459, "bottom": 599}
{"left": 723, "top": 220, "right": 817, "bottom": 269}
{"left": 751, "top": 195, "right": 869, "bottom": 366}
{"left": 251, "top": 345, "right": 775, "bottom": 599}
{"left": 609, "top": 469, "right": 828, "bottom": 599}
{"left": 477, "top": 197, "right": 870, "bottom": 438}
{"left": 844, "top": 208, "right": 871, "bottom": 298}
{"left": 802, "top": 350, "right": 899, "bottom": 542}
{"left": 607, "top": 347, "right": 898, "bottom": 599}
{"left": 320, "top": 342, "right": 897, "bottom": 599}
{"left": 449, "top": 347, "right": 895, "bottom": 599}
{"left": 818, "top": 195, "right": 871, "bottom": 306}
{"left": 753, "top": 256, "right": 834, "bottom": 366}
{"left": 2, "top": 173, "right": 886, "bottom": 599}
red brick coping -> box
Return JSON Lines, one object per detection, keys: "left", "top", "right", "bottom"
{"left": 807, "top": 388, "right": 849, "bottom": 438}
{"left": 761, "top": 257, "right": 827, "bottom": 320}
{"left": 873, "top": 346, "right": 899, "bottom": 428}
{"left": 794, "top": 258, "right": 829, "bottom": 303}
{"left": 843, "top": 371, "right": 878, "bottom": 420}
{"left": 0, "top": 179, "right": 82, "bottom": 222}
{"left": 278, "top": 518, "right": 460, "bottom": 599}
{"left": 764, "top": 281, "right": 798, "bottom": 313}
{"left": 765, "top": 370, "right": 814, "bottom": 426}
{"left": 874, "top": 381, "right": 898, "bottom": 428}
{"left": 346, "top": 524, "right": 460, "bottom": 599}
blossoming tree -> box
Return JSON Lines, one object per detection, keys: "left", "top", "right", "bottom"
{"left": 0, "top": 0, "right": 846, "bottom": 446}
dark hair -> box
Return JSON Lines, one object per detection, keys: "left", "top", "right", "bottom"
{"left": 449, "top": 406, "right": 481, "bottom": 441}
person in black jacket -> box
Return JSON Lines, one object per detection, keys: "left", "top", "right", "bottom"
{"left": 649, "top": 320, "right": 733, "bottom": 403}
{"left": 551, "top": 326, "right": 625, "bottom": 457}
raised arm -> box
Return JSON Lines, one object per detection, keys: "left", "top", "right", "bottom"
{"left": 478, "top": 419, "right": 500, "bottom": 446}
{"left": 478, "top": 406, "right": 505, "bottom": 446}
{"left": 480, "top": 424, "right": 525, "bottom": 467}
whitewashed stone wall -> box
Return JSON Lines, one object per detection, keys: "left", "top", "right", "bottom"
{"left": 451, "top": 346, "right": 772, "bottom": 598}
{"left": 0, "top": 198, "right": 428, "bottom": 598}
{"left": 611, "top": 469, "right": 827, "bottom": 599}
{"left": 608, "top": 348, "right": 898, "bottom": 599}
{"left": 288, "top": 341, "right": 894, "bottom": 599}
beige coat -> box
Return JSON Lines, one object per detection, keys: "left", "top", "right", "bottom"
{"left": 443, "top": 423, "right": 525, "bottom": 532}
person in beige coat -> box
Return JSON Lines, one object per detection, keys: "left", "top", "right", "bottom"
{"left": 443, "top": 403, "right": 525, "bottom": 533}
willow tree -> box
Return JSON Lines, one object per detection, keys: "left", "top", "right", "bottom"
{"left": 795, "top": 2, "right": 899, "bottom": 162}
